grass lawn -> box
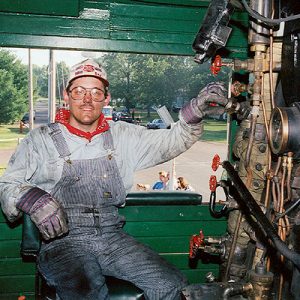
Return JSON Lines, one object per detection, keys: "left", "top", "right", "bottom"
{"left": 0, "top": 124, "right": 28, "bottom": 150}
{"left": 201, "top": 119, "right": 227, "bottom": 142}
{"left": 0, "top": 123, "right": 28, "bottom": 175}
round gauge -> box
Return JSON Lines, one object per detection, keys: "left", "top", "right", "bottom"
{"left": 269, "top": 107, "right": 288, "bottom": 154}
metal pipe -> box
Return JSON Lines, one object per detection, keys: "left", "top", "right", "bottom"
{"left": 224, "top": 211, "right": 242, "bottom": 282}
{"left": 222, "top": 160, "right": 300, "bottom": 269}
{"left": 248, "top": 0, "right": 271, "bottom": 46}
{"left": 28, "top": 49, "right": 34, "bottom": 131}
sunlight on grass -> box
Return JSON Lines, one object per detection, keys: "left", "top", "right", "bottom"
{"left": 201, "top": 119, "right": 227, "bottom": 142}
{"left": 0, "top": 124, "right": 28, "bottom": 150}
{"left": 0, "top": 166, "right": 6, "bottom": 176}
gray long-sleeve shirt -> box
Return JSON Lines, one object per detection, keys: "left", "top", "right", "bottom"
{"left": 0, "top": 115, "right": 203, "bottom": 222}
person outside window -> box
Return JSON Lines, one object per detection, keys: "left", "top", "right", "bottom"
{"left": 176, "top": 176, "right": 195, "bottom": 191}
{"left": 152, "top": 170, "right": 169, "bottom": 190}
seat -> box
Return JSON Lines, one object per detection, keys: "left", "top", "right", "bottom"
{"left": 20, "top": 191, "right": 204, "bottom": 299}
{"left": 21, "top": 214, "right": 144, "bottom": 300}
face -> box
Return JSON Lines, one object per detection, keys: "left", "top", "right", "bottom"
{"left": 64, "top": 76, "right": 110, "bottom": 132}
{"left": 160, "top": 175, "right": 168, "bottom": 183}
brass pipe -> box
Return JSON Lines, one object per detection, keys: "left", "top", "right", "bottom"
{"left": 224, "top": 211, "right": 243, "bottom": 282}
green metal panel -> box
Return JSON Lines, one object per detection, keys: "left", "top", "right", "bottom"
{"left": 0, "top": 224, "right": 22, "bottom": 240}
{"left": 0, "top": 33, "right": 196, "bottom": 55}
{"left": 0, "top": 294, "right": 34, "bottom": 300}
{"left": 0, "top": 13, "right": 110, "bottom": 39}
{"left": 110, "top": 3, "right": 205, "bottom": 25}
{"left": 0, "top": 0, "right": 80, "bottom": 17}
{"left": 0, "top": 240, "right": 21, "bottom": 258}
{"left": 0, "top": 275, "right": 35, "bottom": 293}
{"left": 123, "top": 220, "right": 226, "bottom": 237}
{"left": 0, "top": 1, "right": 248, "bottom": 57}
{"left": 0, "top": 258, "right": 35, "bottom": 276}
{"left": 0, "top": 210, "right": 6, "bottom": 222}
{"left": 121, "top": 205, "right": 224, "bottom": 221}
{"left": 133, "top": 236, "right": 212, "bottom": 253}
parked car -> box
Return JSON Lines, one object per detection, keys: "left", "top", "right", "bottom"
{"left": 146, "top": 119, "right": 167, "bottom": 129}
{"left": 172, "top": 104, "right": 182, "bottom": 113}
{"left": 21, "top": 111, "right": 36, "bottom": 124}
{"left": 114, "top": 112, "right": 133, "bottom": 123}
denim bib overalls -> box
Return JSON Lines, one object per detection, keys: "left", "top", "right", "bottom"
{"left": 38, "top": 123, "right": 187, "bottom": 300}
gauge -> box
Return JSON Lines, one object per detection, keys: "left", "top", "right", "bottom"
{"left": 269, "top": 107, "right": 288, "bottom": 154}
{"left": 269, "top": 103, "right": 300, "bottom": 157}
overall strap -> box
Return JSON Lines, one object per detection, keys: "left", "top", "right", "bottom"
{"left": 48, "top": 123, "right": 71, "bottom": 158}
{"left": 102, "top": 129, "right": 114, "bottom": 151}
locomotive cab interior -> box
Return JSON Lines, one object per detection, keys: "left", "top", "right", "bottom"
{"left": 1, "top": 0, "right": 300, "bottom": 299}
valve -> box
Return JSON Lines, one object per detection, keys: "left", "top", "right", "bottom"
{"left": 189, "top": 230, "right": 205, "bottom": 259}
{"left": 209, "top": 175, "right": 217, "bottom": 192}
{"left": 189, "top": 230, "right": 227, "bottom": 259}
{"left": 231, "top": 80, "right": 248, "bottom": 97}
{"left": 211, "top": 55, "right": 222, "bottom": 75}
{"left": 211, "top": 154, "right": 221, "bottom": 171}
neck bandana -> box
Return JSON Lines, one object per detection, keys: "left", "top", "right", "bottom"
{"left": 55, "top": 108, "right": 109, "bottom": 142}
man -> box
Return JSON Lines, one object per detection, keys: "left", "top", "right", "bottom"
{"left": 0, "top": 59, "right": 227, "bottom": 299}
{"left": 152, "top": 171, "right": 169, "bottom": 190}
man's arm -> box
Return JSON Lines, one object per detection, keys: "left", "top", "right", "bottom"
{"left": 0, "top": 131, "right": 68, "bottom": 240}
{"left": 123, "top": 82, "right": 227, "bottom": 171}
{"left": 0, "top": 136, "right": 36, "bottom": 222}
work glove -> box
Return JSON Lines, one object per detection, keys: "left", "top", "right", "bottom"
{"left": 181, "top": 82, "right": 228, "bottom": 124}
{"left": 17, "top": 187, "right": 68, "bottom": 240}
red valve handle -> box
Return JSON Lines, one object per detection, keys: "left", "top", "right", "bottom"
{"left": 211, "top": 55, "right": 222, "bottom": 75}
{"left": 189, "top": 230, "right": 205, "bottom": 258}
{"left": 211, "top": 154, "right": 221, "bottom": 171}
{"left": 209, "top": 175, "right": 217, "bottom": 192}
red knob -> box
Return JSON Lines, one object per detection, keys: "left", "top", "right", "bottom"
{"left": 189, "top": 230, "right": 205, "bottom": 258}
{"left": 209, "top": 175, "right": 217, "bottom": 192}
{"left": 212, "top": 154, "right": 221, "bottom": 171}
{"left": 211, "top": 55, "right": 222, "bottom": 75}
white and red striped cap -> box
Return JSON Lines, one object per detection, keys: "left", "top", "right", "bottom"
{"left": 67, "top": 59, "right": 109, "bottom": 89}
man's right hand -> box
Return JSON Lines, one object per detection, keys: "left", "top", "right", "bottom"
{"left": 17, "top": 187, "right": 68, "bottom": 240}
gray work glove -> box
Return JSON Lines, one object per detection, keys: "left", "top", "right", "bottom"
{"left": 181, "top": 82, "right": 228, "bottom": 124}
{"left": 17, "top": 187, "right": 68, "bottom": 240}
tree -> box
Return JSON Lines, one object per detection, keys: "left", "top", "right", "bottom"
{"left": 0, "top": 50, "right": 28, "bottom": 124}
{"left": 101, "top": 53, "right": 139, "bottom": 110}
{"left": 100, "top": 52, "right": 230, "bottom": 116}
{"left": 33, "top": 65, "right": 48, "bottom": 98}
{"left": 56, "top": 61, "right": 69, "bottom": 106}
{"left": 0, "top": 70, "right": 27, "bottom": 123}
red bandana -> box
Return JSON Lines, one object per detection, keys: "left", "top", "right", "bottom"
{"left": 55, "top": 108, "right": 109, "bottom": 141}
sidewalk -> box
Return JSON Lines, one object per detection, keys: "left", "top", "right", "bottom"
{"left": 0, "top": 149, "right": 14, "bottom": 165}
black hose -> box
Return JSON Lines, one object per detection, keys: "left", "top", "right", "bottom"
{"left": 209, "top": 191, "right": 227, "bottom": 218}
{"left": 222, "top": 160, "right": 300, "bottom": 269}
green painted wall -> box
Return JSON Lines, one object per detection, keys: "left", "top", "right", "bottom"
{"left": 0, "top": 1, "right": 248, "bottom": 57}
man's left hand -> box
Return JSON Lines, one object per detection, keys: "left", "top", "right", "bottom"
{"left": 181, "top": 82, "right": 228, "bottom": 124}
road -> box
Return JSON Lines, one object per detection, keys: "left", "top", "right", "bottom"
{"left": 2, "top": 99, "right": 228, "bottom": 202}
{"left": 34, "top": 99, "right": 49, "bottom": 127}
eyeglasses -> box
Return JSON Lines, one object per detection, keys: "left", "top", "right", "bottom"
{"left": 69, "top": 86, "right": 106, "bottom": 102}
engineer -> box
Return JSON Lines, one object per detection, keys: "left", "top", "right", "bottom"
{"left": 0, "top": 59, "right": 227, "bottom": 299}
